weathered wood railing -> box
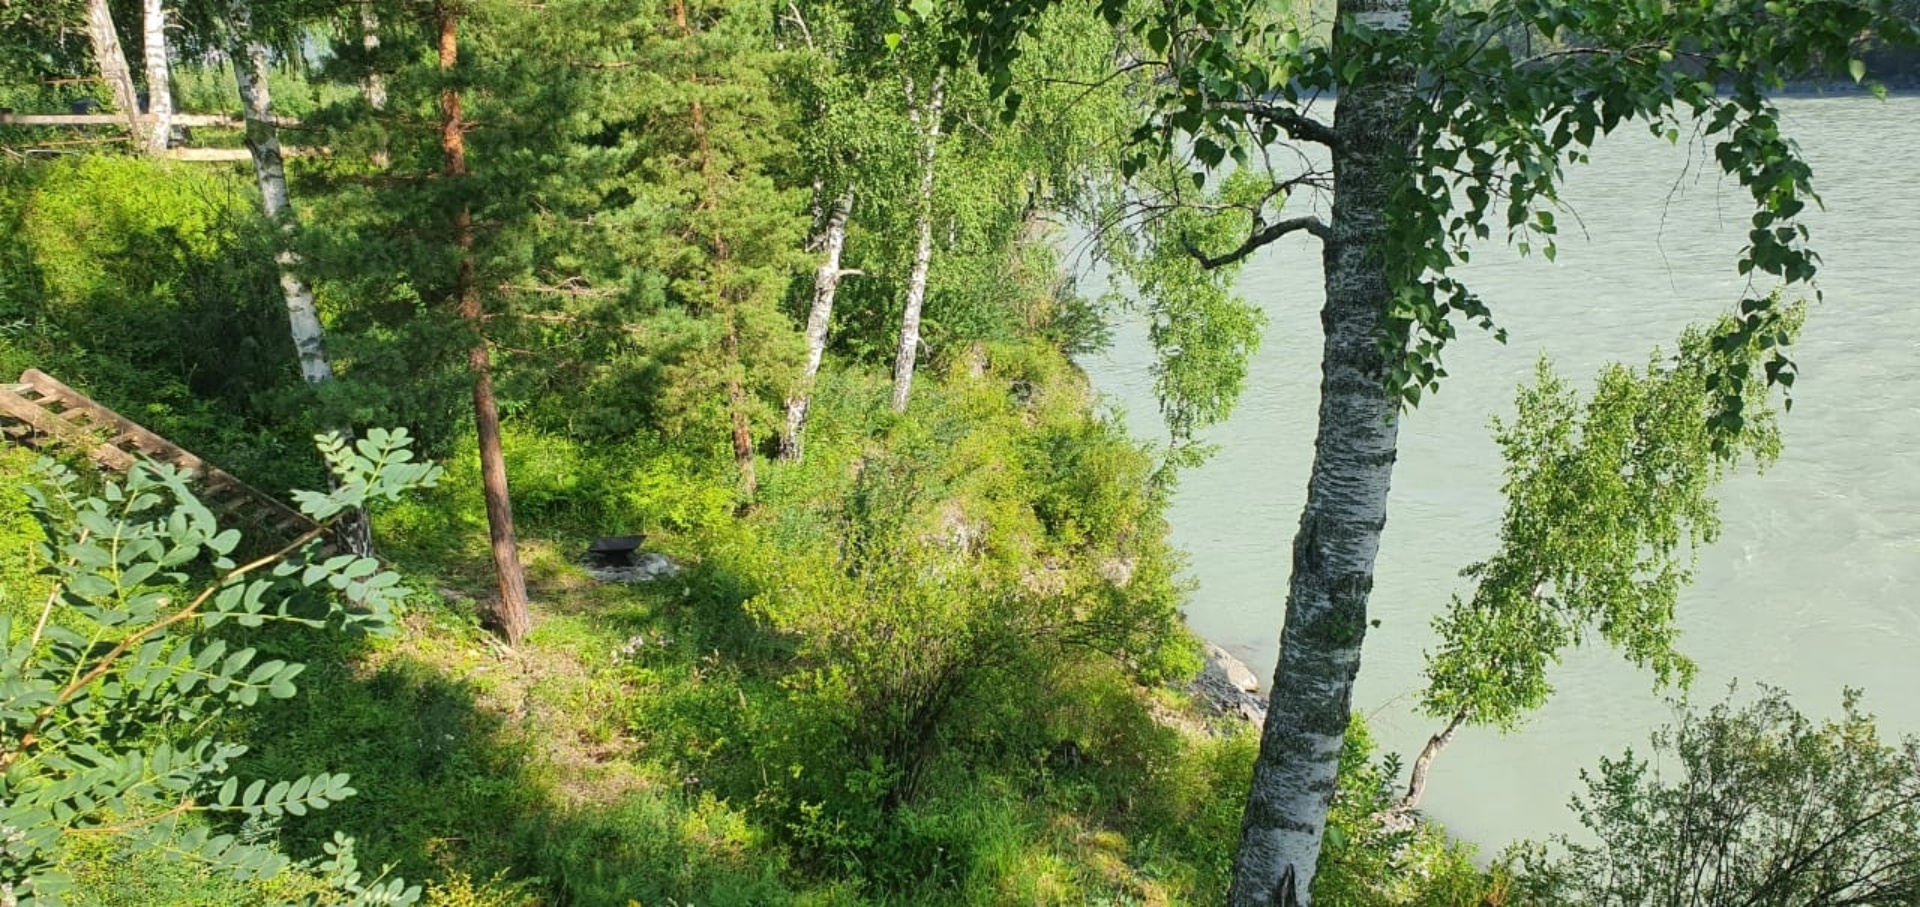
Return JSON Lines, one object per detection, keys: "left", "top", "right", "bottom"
{"left": 0, "top": 368, "right": 318, "bottom": 546}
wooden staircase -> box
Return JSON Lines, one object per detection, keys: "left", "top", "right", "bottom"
{"left": 0, "top": 368, "right": 319, "bottom": 546}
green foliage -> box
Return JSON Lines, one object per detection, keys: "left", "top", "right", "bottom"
{"left": 515, "top": 794, "right": 794, "bottom": 907}
{"left": 1098, "top": 167, "right": 1269, "bottom": 452}
{"left": 0, "top": 429, "right": 438, "bottom": 907}
{"left": 778, "top": 0, "right": 1134, "bottom": 386}
{"left": 0, "top": 157, "right": 329, "bottom": 496}
{"left": 60, "top": 828, "right": 347, "bottom": 906}
{"left": 1312, "top": 717, "right": 1503, "bottom": 906}
{"left": 577, "top": 347, "right": 1192, "bottom": 887}
{"left": 374, "top": 426, "right": 739, "bottom": 578}
{"left": 0, "top": 445, "right": 50, "bottom": 617}
{"left": 1509, "top": 686, "right": 1920, "bottom": 906}
{"left": 418, "top": 869, "right": 541, "bottom": 907}
{"left": 11, "top": 156, "right": 294, "bottom": 408}
{"left": 1422, "top": 304, "right": 1804, "bottom": 732}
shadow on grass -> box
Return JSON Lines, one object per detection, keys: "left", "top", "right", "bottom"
{"left": 219, "top": 549, "right": 812, "bottom": 907}
{"left": 224, "top": 497, "right": 1240, "bottom": 906}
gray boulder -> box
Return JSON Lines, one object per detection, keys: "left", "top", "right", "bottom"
{"left": 1190, "top": 642, "right": 1268, "bottom": 728}
{"left": 585, "top": 552, "right": 681, "bottom": 583}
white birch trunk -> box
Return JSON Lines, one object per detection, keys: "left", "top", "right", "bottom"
{"left": 1227, "top": 1, "right": 1416, "bottom": 904}
{"left": 360, "top": 1, "right": 389, "bottom": 168}
{"left": 232, "top": 31, "right": 333, "bottom": 386}
{"left": 231, "top": 8, "right": 371, "bottom": 557}
{"left": 890, "top": 72, "right": 944, "bottom": 413}
{"left": 84, "top": 0, "right": 143, "bottom": 144}
{"left": 781, "top": 186, "right": 855, "bottom": 460}
{"left": 141, "top": 0, "right": 171, "bottom": 154}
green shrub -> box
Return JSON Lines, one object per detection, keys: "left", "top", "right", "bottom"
{"left": 0, "top": 157, "right": 328, "bottom": 496}
{"left": 722, "top": 353, "right": 1196, "bottom": 882}
{"left": 1509, "top": 686, "right": 1920, "bottom": 907}
{"left": 419, "top": 870, "right": 542, "bottom": 907}
{"left": 0, "top": 445, "right": 49, "bottom": 617}
{"left": 17, "top": 156, "right": 294, "bottom": 411}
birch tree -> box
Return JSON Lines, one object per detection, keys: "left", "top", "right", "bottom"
{"left": 140, "top": 0, "right": 171, "bottom": 153}
{"left": 774, "top": 2, "right": 873, "bottom": 460}
{"left": 931, "top": 0, "right": 1917, "bottom": 902}
{"left": 888, "top": 68, "right": 942, "bottom": 412}
{"left": 225, "top": 6, "right": 329, "bottom": 387}
{"left": 782, "top": 186, "right": 854, "bottom": 460}
{"left": 82, "top": 0, "right": 142, "bottom": 142}
{"left": 359, "top": 0, "right": 388, "bottom": 168}
{"left": 214, "top": 0, "right": 375, "bottom": 557}
{"left": 1400, "top": 306, "right": 1802, "bottom": 814}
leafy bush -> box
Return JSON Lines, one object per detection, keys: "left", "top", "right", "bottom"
{"left": 0, "top": 445, "right": 48, "bottom": 614}
{"left": 374, "top": 426, "right": 738, "bottom": 576}
{"left": 727, "top": 355, "right": 1195, "bottom": 878}
{"left": 514, "top": 794, "right": 794, "bottom": 907}
{"left": 15, "top": 156, "right": 294, "bottom": 412}
{"left": 1509, "top": 685, "right": 1920, "bottom": 907}
{"left": 419, "top": 869, "right": 542, "bottom": 907}
{"left": 0, "top": 429, "right": 438, "bottom": 906}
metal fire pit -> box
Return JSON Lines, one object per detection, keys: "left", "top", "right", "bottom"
{"left": 585, "top": 534, "right": 646, "bottom": 567}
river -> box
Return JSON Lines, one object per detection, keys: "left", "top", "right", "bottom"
{"left": 1077, "top": 94, "right": 1920, "bottom": 852}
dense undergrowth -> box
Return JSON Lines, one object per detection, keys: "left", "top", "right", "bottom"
{"left": 0, "top": 362, "right": 1490, "bottom": 907}
{"left": 0, "top": 140, "right": 1493, "bottom": 904}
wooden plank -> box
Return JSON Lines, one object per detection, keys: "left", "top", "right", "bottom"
{"left": 162, "top": 147, "right": 325, "bottom": 163}
{"left": 0, "top": 386, "right": 136, "bottom": 471}
{"left": 20, "top": 369, "right": 209, "bottom": 474}
{"left": 163, "top": 148, "right": 250, "bottom": 162}
{"left": 0, "top": 112, "right": 245, "bottom": 127}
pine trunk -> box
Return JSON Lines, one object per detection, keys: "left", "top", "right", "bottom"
{"left": 726, "top": 317, "right": 757, "bottom": 498}
{"left": 1227, "top": 1, "right": 1416, "bottom": 904}
{"left": 440, "top": 3, "right": 531, "bottom": 646}
{"left": 141, "top": 0, "right": 171, "bottom": 154}
{"left": 781, "top": 187, "right": 854, "bottom": 460}
{"left": 890, "top": 73, "right": 943, "bottom": 414}
{"left": 84, "top": 0, "right": 142, "bottom": 145}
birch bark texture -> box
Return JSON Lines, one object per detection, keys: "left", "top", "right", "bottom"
{"left": 141, "top": 0, "right": 171, "bottom": 154}
{"left": 83, "top": 0, "right": 142, "bottom": 144}
{"left": 230, "top": 22, "right": 333, "bottom": 387}
{"left": 360, "top": 1, "right": 389, "bottom": 168}
{"left": 1228, "top": 0, "right": 1416, "bottom": 903}
{"left": 230, "top": 5, "right": 375, "bottom": 558}
{"left": 782, "top": 187, "right": 855, "bottom": 461}
{"left": 890, "top": 72, "right": 944, "bottom": 413}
